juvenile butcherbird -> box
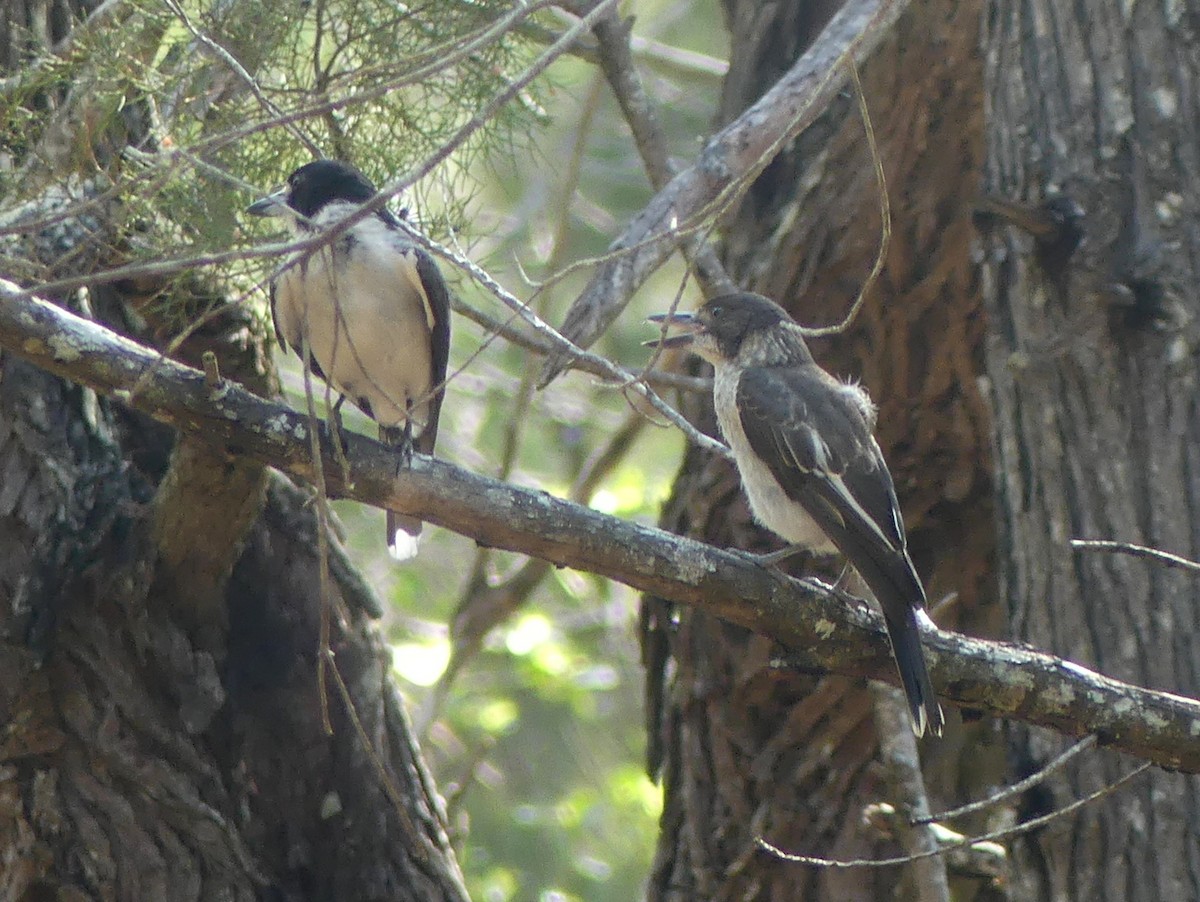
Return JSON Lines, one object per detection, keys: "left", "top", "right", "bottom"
{"left": 649, "top": 292, "right": 944, "bottom": 736}
{"left": 247, "top": 160, "right": 451, "bottom": 560}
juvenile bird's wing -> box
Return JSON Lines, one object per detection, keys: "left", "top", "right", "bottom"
{"left": 736, "top": 365, "right": 909, "bottom": 565}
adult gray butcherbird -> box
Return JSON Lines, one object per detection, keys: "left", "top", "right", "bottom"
{"left": 247, "top": 159, "right": 451, "bottom": 561}
{"left": 649, "top": 292, "right": 944, "bottom": 736}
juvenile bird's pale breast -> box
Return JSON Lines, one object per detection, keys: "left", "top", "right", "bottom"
{"left": 712, "top": 364, "right": 836, "bottom": 552}
{"left": 274, "top": 227, "right": 434, "bottom": 432}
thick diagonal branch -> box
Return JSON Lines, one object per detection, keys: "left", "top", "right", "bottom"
{"left": 4, "top": 280, "right": 1200, "bottom": 773}
{"left": 540, "top": 0, "right": 909, "bottom": 385}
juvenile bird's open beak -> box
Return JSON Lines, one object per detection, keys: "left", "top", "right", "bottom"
{"left": 246, "top": 189, "right": 288, "bottom": 217}
{"left": 645, "top": 311, "right": 703, "bottom": 349}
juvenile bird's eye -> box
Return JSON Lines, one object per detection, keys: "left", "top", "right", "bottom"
{"left": 709, "top": 305, "right": 724, "bottom": 318}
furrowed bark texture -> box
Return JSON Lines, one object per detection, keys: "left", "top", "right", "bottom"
{"left": 12, "top": 281, "right": 1200, "bottom": 774}
{"left": 0, "top": 290, "right": 469, "bottom": 901}
{"left": 0, "top": 0, "right": 468, "bottom": 897}
{"left": 982, "top": 0, "right": 1200, "bottom": 898}
{"left": 644, "top": 0, "right": 997, "bottom": 898}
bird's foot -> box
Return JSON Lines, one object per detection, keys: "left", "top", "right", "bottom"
{"left": 329, "top": 396, "right": 352, "bottom": 481}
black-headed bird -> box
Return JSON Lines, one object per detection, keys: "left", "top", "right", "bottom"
{"left": 649, "top": 292, "right": 944, "bottom": 736}
{"left": 247, "top": 159, "right": 451, "bottom": 560}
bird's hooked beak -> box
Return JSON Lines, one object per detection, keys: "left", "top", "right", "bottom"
{"left": 246, "top": 188, "right": 289, "bottom": 218}
{"left": 645, "top": 311, "right": 705, "bottom": 349}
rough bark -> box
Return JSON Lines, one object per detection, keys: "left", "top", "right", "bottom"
{"left": 0, "top": 287, "right": 469, "bottom": 899}
{"left": 0, "top": 1, "right": 468, "bottom": 897}
{"left": 0, "top": 308, "right": 469, "bottom": 900}
{"left": 9, "top": 284, "right": 1200, "bottom": 779}
{"left": 981, "top": 0, "right": 1200, "bottom": 898}
{"left": 645, "top": 0, "right": 999, "bottom": 898}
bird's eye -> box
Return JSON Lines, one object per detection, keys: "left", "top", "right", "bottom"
{"left": 709, "top": 305, "right": 724, "bottom": 318}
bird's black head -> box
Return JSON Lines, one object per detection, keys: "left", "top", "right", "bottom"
{"left": 648, "top": 292, "right": 799, "bottom": 364}
{"left": 246, "top": 159, "right": 388, "bottom": 224}
{"left": 283, "top": 160, "right": 377, "bottom": 217}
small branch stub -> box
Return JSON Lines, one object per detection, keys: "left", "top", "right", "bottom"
{"left": 202, "top": 350, "right": 222, "bottom": 389}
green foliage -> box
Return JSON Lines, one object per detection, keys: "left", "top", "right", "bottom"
{"left": 256, "top": 1, "right": 724, "bottom": 895}
{"left": 0, "top": 0, "right": 541, "bottom": 289}
{"left": 7, "top": 0, "right": 729, "bottom": 896}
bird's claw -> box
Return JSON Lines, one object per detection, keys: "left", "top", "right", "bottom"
{"left": 329, "top": 397, "right": 352, "bottom": 481}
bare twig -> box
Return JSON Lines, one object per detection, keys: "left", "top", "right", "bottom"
{"left": 799, "top": 60, "right": 889, "bottom": 338}
{"left": 297, "top": 341, "right": 337, "bottom": 736}
{"left": 201, "top": 350, "right": 221, "bottom": 388}
{"left": 539, "top": 0, "right": 911, "bottom": 385}
{"left": 431, "top": 78, "right": 615, "bottom": 717}
{"left": 1070, "top": 539, "right": 1200, "bottom": 574}
{"left": 913, "top": 735, "right": 1098, "bottom": 825}
{"left": 861, "top": 805, "right": 1008, "bottom": 883}
{"left": 590, "top": 8, "right": 734, "bottom": 298}
{"left": 543, "top": 6, "right": 729, "bottom": 81}
{"left": 325, "top": 656, "right": 437, "bottom": 868}
{"left": 757, "top": 761, "right": 1153, "bottom": 869}
{"left": 161, "top": 0, "right": 321, "bottom": 156}
{"left": 394, "top": 221, "right": 733, "bottom": 461}
{"left": 452, "top": 294, "right": 711, "bottom": 393}
{"left": 438, "top": 408, "right": 647, "bottom": 700}
{"left": 870, "top": 683, "right": 950, "bottom": 899}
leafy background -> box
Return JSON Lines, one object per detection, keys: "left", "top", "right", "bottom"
{"left": 251, "top": 2, "right": 725, "bottom": 899}
{"left": 2, "top": 0, "right": 730, "bottom": 895}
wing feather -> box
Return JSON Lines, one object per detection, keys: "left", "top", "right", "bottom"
{"left": 408, "top": 245, "right": 452, "bottom": 457}
{"left": 738, "top": 367, "right": 903, "bottom": 537}
{"left": 735, "top": 365, "right": 915, "bottom": 587}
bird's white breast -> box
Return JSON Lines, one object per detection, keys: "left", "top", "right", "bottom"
{"left": 275, "top": 214, "right": 434, "bottom": 431}
{"left": 712, "top": 364, "right": 836, "bottom": 552}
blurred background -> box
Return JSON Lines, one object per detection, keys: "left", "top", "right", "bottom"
{"left": 246, "top": 3, "right": 728, "bottom": 898}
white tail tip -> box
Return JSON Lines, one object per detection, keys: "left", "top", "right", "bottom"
{"left": 388, "top": 530, "right": 421, "bottom": 562}
{"left": 915, "top": 608, "right": 938, "bottom": 632}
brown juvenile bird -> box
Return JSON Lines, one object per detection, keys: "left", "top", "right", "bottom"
{"left": 650, "top": 292, "right": 943, "bottom": 736}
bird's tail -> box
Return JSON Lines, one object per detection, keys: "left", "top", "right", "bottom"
{"left": 880, "top": 602, "right": 944, "bottom": 737}
{"left": 387, "top": 511, "right": 422, "bottom": 561}
{"left": 844, "top": 541, "right": 944, "bottom": 736}
{"left": 381, "top": 424, "right": 422, "bottom": 561}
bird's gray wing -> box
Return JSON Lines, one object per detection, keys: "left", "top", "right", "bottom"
{"left": 390, "top": 242, "right": 451, "bottom": 456}
{"left": 269, "top": 277, "right": 329, "bottom": 384}
{"left": 736, "top": 365, "right": 908, "bottom": 560}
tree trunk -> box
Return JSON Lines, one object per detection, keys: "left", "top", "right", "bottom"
{"left": 0, "top": 3, "right": 467, "bottom": 899}
{"left": 645, "top": 0, "right": 1001, "bottom": 898}
{"left": 981, "top": 0, "right": 1200, "bottom": 898}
